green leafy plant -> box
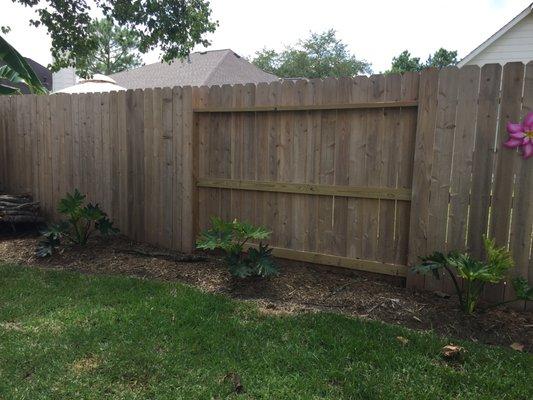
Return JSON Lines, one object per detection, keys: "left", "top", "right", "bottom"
{"left": 36, "top": 189, "right": 118, "bottom": 257}
{"left": 413, "top": 236, "right": 515, "bottom": 314}
{"left": 512, "top": 277, "right": 533, "bottom": 302}
{"left": 0, "top": 35, "right": 48, "bottom": 95}
{"left": 196, "top": 217, "right": 278, "bottom": 278}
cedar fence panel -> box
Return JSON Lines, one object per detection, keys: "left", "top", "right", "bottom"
{"left": 195, "top": 74, "right": 417, "bottom": 276}
{"left": 0, "top": 65, "right": 531, "bottom": 307}
{"left": 0, "top": 88, "right": 195, "bottom": 252}
{"left": 407, "top": 64, "right": 533, "bottom": 308}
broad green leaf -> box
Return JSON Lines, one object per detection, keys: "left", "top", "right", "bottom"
{"left": 0, "top": 35, "right": 47, "bottom": 94}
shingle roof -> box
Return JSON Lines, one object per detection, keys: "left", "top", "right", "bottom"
{"left": 110, "top": 49, "right": 279, "bottom": 89}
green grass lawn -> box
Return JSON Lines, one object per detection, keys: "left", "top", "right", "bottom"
{"left": 0, "top": 264, "right": 531, "bottom": 400}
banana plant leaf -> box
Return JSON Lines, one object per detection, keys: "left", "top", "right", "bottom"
{"left": 0, "top": 35, "right": 47, "bottom": 95}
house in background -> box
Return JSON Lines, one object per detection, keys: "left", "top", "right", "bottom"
{"left": 0, "top": 58, "right": 52, "bottom": 93}
{"left": 458, "top": 2, "right": 533, "bottom": 66}
{"left": 52, "top": 67, "right": 77, "bottom": 92}
{"left": 111, "top": 49, "right": 278, "bottom": 89}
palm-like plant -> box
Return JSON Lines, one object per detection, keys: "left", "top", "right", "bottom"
{"left": 0, "top": 35, "right": 47, "bottom": 95}
{"left": 413, "top": 236, "right": 516, "bottom": 314}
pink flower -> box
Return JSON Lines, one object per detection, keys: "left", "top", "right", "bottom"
{"left": 504, "top": 112, "right": 533, "bottom": 159}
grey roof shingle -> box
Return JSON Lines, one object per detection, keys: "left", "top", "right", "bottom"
{"left": 111, "top": 49, "right": 278, "bottom": 89}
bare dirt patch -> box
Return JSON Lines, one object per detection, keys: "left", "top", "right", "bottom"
{"left": 71, "top": 356, "right": 100, "bottom": 374}
{"left": 1, "top": 234, "right": 532, "bottom": 352}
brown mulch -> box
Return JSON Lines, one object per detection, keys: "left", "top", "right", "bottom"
{"left": 1, "top": 234, "right": 532, "bottom": 352}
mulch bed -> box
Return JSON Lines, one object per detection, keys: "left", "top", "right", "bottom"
{"left": 1, "top": 233, "right": 532, "bottom": 352}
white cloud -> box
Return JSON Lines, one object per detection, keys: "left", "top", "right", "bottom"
{"left": 3, "top": 0, "right": 532, "bottom": 73}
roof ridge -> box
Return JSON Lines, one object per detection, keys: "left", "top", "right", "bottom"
{"left": 202, "top": 50, "right": 234, "bottom": 85}
{"left": 111, "top": 49, "right": 236, "bottom": 77}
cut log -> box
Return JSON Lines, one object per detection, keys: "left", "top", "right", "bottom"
{"left": 0, "top": 215, "right": 44, "bottom": 223}
{"left": 0, "top": 194, "right": 33, "bottom": 203}
{"left": 0, "top": 194, "right": 42, "bottom": 226}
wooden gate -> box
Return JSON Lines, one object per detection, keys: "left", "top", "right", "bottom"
{"left": 193, "top": 73, "right": 419, "bottom": 276}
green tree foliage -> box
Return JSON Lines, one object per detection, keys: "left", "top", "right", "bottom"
{"left": 11, "top": 0, "right": 217, "bottom": 74}
{"left": 388, "top": 48, "right": 459, "bottom": 73}
{"left": 425, "top": 48, "right": 459, "bottom": 68}
{"left": 76, "top": 18, "right": 143, "bottom": 76}
{"left": 388, "top": 50, "right": 422, "bottom": 73}
{"left": 0, "top": 35, "right": 47, "bottom": 94}
{"left": 251, "top": 29, "right": 372, "bottom": 78}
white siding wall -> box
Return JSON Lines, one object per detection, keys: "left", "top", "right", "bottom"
{"left": 466, "top": 13, "right": 533, "bottom": 66}
{"left": 52, "top": 68, "right": 78, "bottom": 92}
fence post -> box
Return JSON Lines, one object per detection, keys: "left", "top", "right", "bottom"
{"left": 180, "top": 86, "right": 196, "bottom": 253}
{"left": 406, "top": 68, "right": 439, "bottom": 290}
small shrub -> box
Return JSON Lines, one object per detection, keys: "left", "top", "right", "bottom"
{"left": 510, "top": 277, "right": 533, "bottom": 303}
{"left": 413, "top": 236, "right": 514, "bottom": 314}
{"left": 196, "top": 217, "right": 278, "bottom": 278}
{"left": 36, "top": 189, "right": 118, "bottom": 257}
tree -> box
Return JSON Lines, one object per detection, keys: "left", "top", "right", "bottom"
{"left": 425, "top": 48, "right": 458, "bottom": 68}
{"left": 11, "top": 0, "right": 217, "bottom": 75}
{"left": 251, "top": 29, "right": 371, "bottom": 78}
{"left": 0, "top": 35, "right": 47, "bottom": 94}
{"left": 388, "top": 50, "right": 422, "bottom": 73}
{"left": 388, "top": 48, "right": 459, "bottom": 73}
{"left": 75, "top": 18, "right": 143, "bottom": 76}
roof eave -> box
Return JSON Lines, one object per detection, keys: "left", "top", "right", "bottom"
{"left": 458, "top": 2, "right": 533, "bottom": 67}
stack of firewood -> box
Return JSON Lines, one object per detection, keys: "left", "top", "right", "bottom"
{"left": 0, "top": 194, "right": 43, "bottom": 224}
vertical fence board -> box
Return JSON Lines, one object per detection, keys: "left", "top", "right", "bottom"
{"left": 507, "top": 62, "right": 533, "bottom": 304}
{"left": 346, "top": 76, "right": 368, "bottom": 259}
{"left": 487, "top": 63, "right": 525, "bottom": 303}
{"left": 425, "top": 67, "right": 460, "bottom": 291}
{"left": 172, "top": 86, "right": 184, "bottom": 250}
{"left": 332, "top": 77, "right": 350, "bottom": 257}
{"left": 292, "top": 80, "right": 308, "bottom": 251}
{"left": 279, "top": 80, "right": 294, "bottom": 249}
{"left": 379, "top": 73, "right": 401, "bottom": 263}
{"left": 395, "top": 72, "right": 419, "bottom": 266}
{"left": 468, "top": 64, "right": 502, "bottom": 258}
{"left": 181, "top": 86, "right": 195, "bottom": 252}
{"left": 362, "top": 75, "right": 384, "bottom": 260}
{"left": 318, "top": 78, "right": 337, "bottom": 254}
{"left": 407, "top": 68, "right": 439, "bottom": 289}
{"left": 161, "top": 87, "right": 173, "bottom": 247}
{"left": 143, "top": 88, "right": 155, "bottom": 243}
{"left": 448, "top": 66, "right": 480, "bottom": 251}
{"left": 151, "top": 88, "right": 163, "bottom": 245}
{"left": 304, "top": 79, "right": 322, "bottom": 252}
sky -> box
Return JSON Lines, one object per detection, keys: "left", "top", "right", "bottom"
{"left": 1, "top": 0, "right": 532, "bottom": 73}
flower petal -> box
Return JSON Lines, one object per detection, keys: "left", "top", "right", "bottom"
{"left": 503, "top": 138, "right": 523, "bottom": 148}
{"left": 523, "top": 112, "right": 533, "bottom": 131}
{"left": 522, "top": 142, "right": 533, "bottom": 159}
{"left": 510, "top": 131, "right": 526, "bottom": 139}
{"left": 507, "top": 121, "right": 524, "bottom": 134}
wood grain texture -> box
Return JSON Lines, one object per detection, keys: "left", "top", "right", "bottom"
{"left": 406, "top": 68, "right": 439, "bottom": 289}
{"left": 0, "top": 69, "right": 530, "bottom": 296}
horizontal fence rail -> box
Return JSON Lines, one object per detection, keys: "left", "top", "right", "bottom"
{"left": 192, "top": 100, "right": 419, "bottom": 113}
{"left": 0, "top": 65, "right": 531, "bottom": 309}
{"left": 197, "top": 179, "right": 412, "bottom": 201}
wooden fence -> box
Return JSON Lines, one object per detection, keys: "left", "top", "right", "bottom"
{"left": 0, "top": 87, "right": 195, "bottom": 251}
{"left": 0, "top": 63, "right": 531, "bottom": 305}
